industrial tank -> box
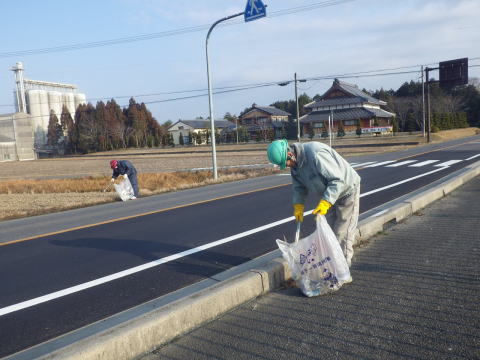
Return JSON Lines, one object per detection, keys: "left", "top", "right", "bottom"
{"left": 62, "top": 93, "right": 75, "bottom": 115}
{"left": 26, "top": 90, "right": 45, "bottom": 146}
{"left": 38, "top": 91, "right": 50, "bottom": 146}
{"left": 74, "top": 93, "right": 86, "bottom": 111}
{"left": 47, "top": 91, "right": 62, "bottom": 121}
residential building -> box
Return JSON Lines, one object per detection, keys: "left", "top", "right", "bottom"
{"left": 300, "top": 79, "right": 396, "bottom": 137}
{"left": 239, "top": 104, "right": 291, "bottom": 140}
{"left": 168, "top": 119, "right": 234, "bottom": 145}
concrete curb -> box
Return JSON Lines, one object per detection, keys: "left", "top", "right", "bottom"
{"left": 5, "top": 161, "right": 480, "bottom": 360}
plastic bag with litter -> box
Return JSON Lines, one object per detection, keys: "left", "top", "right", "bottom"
{"left": 276, "top": 215, "right": 351, "bottom": 297}
{"left": 113, "top": 177, "right": 135, "bottom": 201}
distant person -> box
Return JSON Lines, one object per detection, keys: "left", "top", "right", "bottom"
{"left": 267, "top": 139, "right": 361, "bottom": 267}
{"left": 110, "top": 160, "right": 139, "bottom": 199}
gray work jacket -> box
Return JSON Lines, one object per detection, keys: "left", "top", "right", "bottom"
{"left": 290, "top": 142, "right": 360, "bottom": 205}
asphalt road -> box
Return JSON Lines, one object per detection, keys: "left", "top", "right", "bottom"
{"left": 0, "top": 135, "right": 479, "bottom": 357}
{"left": 143, "top": 174, "right": 480, "bottom": 360}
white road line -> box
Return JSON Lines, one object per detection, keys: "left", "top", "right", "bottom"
{"left": 352, "top": 162, "right": 376, "bottom": 168}
{"left": 434, "top": 160, "right": 463, "bottom": 167}
{"left": 465, "top": 154, "right": 480, "bottom": 161}
{"left": 0, "top": 216, "right": 296, "bottom": 317}
{"left": 360, "top": 167, "right": 447, "bottom": 197}
{"left": 0, "top": 165, "right": 451, "bottom": 317}
{"left": 364, "top": 161, "right": 396, "bottom": 168}
{"left": 386, "top": 160, "right": 417, "bottom": 167}
{"left": 409, "top": 160, "right": 439, "bottom": 167}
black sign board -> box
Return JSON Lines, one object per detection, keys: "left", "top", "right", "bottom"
{"left": 439, "top": 58, "right": 468, "bottom": 88}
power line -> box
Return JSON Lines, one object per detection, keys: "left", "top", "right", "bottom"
{"left": 2, "top": 62, "right": 479, "bottom": 110}
{"left": 0, "top": 0, "right": 354, "bottom": 58}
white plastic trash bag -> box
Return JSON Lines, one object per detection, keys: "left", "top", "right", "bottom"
{"left": 113, "top": 177, "right": 135, "bottom": 201}
{"left": 277, "top": 215, "right": 351, "bottom": 297}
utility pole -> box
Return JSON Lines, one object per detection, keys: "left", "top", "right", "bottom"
{"left": 294, "top": 72, "right": 300, "bottom": 142}
{"left": 426, "top": 68, "right": 431, "bottom": 143}
{"left": 421, "top": 65, "right": 425, "bottom": 138}
{"left": 424, "top": 66, "right": 438, "bottom": 143}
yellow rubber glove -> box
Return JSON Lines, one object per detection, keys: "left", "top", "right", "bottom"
{"left": 313, "top": 199, "right": 332, "bottom": 216}
{"left": 293, "top": 203, "right": 304, "bottom": 223}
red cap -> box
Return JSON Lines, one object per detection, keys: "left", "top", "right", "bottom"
{"left": 110, "top": 160, "right": 118, "bottom": 169}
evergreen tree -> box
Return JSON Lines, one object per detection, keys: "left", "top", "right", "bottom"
{"left": 95, "top": 101, "right": 108, "bottom": 151}
{"left": 105, "top": 99, "right": 127, "bottom": 149}
{"left": 405, "top": 111, "right": 418, "bottom": 132}
{"left": 60, "top": 105, "right": 74, "bottom": 150}
{"left": 74, "top": 103, "right": 98, "bottom": 153}
{"left": 47, "top": 110, "right": 63, "bottom": 147}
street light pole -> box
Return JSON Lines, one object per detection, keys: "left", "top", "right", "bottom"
{"left": 206, "top": 11, "right": 244, "bottom": 180}
{"left": 235, "top": 117, "right": 239, "bottom": 144}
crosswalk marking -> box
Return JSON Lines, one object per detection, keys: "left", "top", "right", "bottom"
{"left": 386, "top": 160, "right": 417, "bottom": 167}
{"left": 347, "top": 155, "right": 473, "bottom": 170}
{"left": 364, "top": 160, "right": 396, "bottom": 168}
{"left": 434, "top": 160, "right": 463, "bottom": 167}
{"left": 409, "top": 160, "right": 439, "bottom": 167}
{"left": 352, "top": 162, "right": 376, "bottom": 168}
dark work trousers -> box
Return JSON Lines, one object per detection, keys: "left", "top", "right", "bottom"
{"left": 129, "top": 173, "right": 139, "bottom": 197}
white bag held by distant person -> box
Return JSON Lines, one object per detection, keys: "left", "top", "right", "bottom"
{"left": 113, "top": 177, "right": 135, "bottom": 201}
{"left": 276, "top": 215, "right": 351, "bottom": 297}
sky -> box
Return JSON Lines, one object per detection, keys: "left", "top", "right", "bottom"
{"left": 0, "top": 0, "right": 479, "bottom": 124}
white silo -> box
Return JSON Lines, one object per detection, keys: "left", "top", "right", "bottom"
{"left": 26, "top": 90, "right": 43, "bottom": 146}
{"left": 39, "top": 90, "right": 50, "bottom": 146}
{"left": 62, "top": 93, "right": 75, "bottom": 116}
{"left": 48, "top": 91, "right": 62, "bottom": 121}
{"left": 74, "top": 93, "right": 86, "bottom": 112}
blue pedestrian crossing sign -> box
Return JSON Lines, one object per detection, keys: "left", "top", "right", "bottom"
{"left": 244, "top": 0, "right": 266, "bottom": 22}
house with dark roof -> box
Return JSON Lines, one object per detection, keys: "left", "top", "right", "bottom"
{"left": 300, "top": 79, "right": 395, "bottom": 137}
{"left": 239, "top": 104, "right": 291, "bottom": 140}
{"left": 168, "top": 119, "right": 234, "bottom": 145}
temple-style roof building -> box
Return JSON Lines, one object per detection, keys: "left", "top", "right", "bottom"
{"left": 300, "top": 79, "right": 395, "bottom": 136}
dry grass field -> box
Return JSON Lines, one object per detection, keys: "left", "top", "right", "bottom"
{"left": 0, "top": 128, "right": 477, "bottom": 221}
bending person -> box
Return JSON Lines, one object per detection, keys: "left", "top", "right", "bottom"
{"left": 267, "top": 139, "right": 360, "bottom": 267}
{"left": 110, "top": 159, "right": 139, "bottom": 199}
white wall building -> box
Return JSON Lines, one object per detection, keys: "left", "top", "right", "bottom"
{"left": 0, "top": 113, "right": 35, "bottom": 161}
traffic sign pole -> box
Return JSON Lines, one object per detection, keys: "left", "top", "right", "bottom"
{"left": 206, "top": 12, "right": 244, "bottom": 181}
{"left": 206, "top": 0, "right": 266, "bottom": 181}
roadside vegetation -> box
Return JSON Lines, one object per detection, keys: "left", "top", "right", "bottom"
{"left": 1, "top": 128, "right": 478, "bottom": 222}
{"left": 0, "top": 168, "right": 278, "bottom": 221}
{"left": 0, "top": 168, "right": 277, "bottom": 195}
